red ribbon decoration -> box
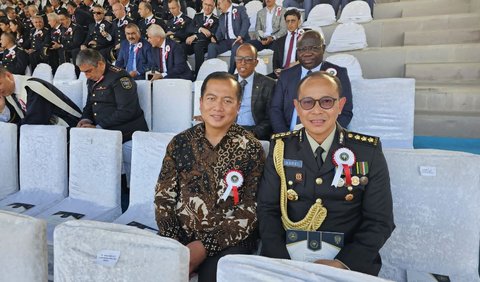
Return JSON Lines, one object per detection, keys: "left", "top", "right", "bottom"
{"left": 233, "top": 186, "right": 239, "bottom": 205}
{"left": 343, "top": 164, "right": 352, "bottom": 186}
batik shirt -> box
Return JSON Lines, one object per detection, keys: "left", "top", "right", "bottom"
{"left": 155, "top": 123, "right": 265, "bottom": 256}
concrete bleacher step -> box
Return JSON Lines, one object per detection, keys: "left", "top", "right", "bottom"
{"left": 404, "top": 28, "right": 480, "bottom": 45}
{"left": 374, "top": 0, "right": 471, "bottom": 19}
{"left": 405, "top": 62, "right": 480, "bottom": 81}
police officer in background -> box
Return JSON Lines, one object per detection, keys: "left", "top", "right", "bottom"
{"left": 58, "top": 10, "right": 85, "bottom": 64}
{"left": 257, "top": 71, "right": 395, "bottom": 276}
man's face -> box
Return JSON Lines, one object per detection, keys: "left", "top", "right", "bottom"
{"left": 9, "top": 21, "right": 17, "bottom": 32}
{"left": 33, "top": 17, "right": 43, "bottom": 29}
{"left": 294, "top": 77, "right": 346, "bottom": 143}
{"left": 147, "top": 32, "right": 163, "bottom": 47}
{"left": 265, "top": 0, "right": 275, "bottom": 8}
{"left": 168, "top": 1, "right": 180, "bottom": 17}
{"left": 200, "top": 78, "right": 240, "bottom": 133}
{"left": 235, "top": 46, "right": 257, "bottom": 79}
{"left": 125, "top": 27, "right": 140, "bottom": 44}
{"left": 202, "top": 0, "right": 214, "bottom": 15}
{"left": 59, "top": 15, "right": 70, "bottom": 27}
{"left": 285, "top": 14, "right": 300, "bottom": 32}
{"left": 48, "top": 17, "right": 57, "bottom": 28}
{"left": 83, "top": 0, "right": 93, "bottom": 6}
{"left": 112, "top": 3, "right": 125, "bottom": 19}
{"left": 66, "top": 5, "right": 74, "bottom": 15}
{"left": 7, "top": 10, "right": 16, "bottom": 19}
{"left": 297, "top": 35, "right": 324, "bottom": 70}
{"left": 79, "top": 61, "right": 106, "bottom": 81}
{"left": 217, "top": 0, "right": 230, "bottom": 14}
{"left": 92, "top": 8, "right": 105, "bottom": 21}
{"left": 0, "top": 23, "right": 9, "bottom": 32}
{"left": 0, "top": 72, "right": 16, "bottom": 98}
{"left": 138, "top": 2, "right": 149, "bottom": 18}
{"left": 0, "top": 34, "right": 9, "bottom": 48}
{"left": 28, "top": 7, "right": 37, "bottom": 16}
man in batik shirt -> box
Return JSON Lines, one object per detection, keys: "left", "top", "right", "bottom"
{"left": 155, "top": 71, "right": 265, "bottom": 282}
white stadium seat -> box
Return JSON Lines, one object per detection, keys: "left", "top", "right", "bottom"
{"left": 54, "top": 220, "right": 189, "bottom": 282}
{"left": 0, "top": 123, "right": 18, "bottom": 200}
{"left": 114, "top": 131, "right": 174, "bottom": 232}
{"left": 0, "top": 125, "right": 68, "bottom": 216}
{"left": 53, "top": 80, "right": 84, "bottom": 110}
{"left": 135, "top": 80, "right": 152, "bottom": 130}
{"left": 187, "top": 6, "right": 196, "bottom": 19}
{"left": 302, "top": 4, "right": 336, "bottom": 27}
{"left": 0, "top": 210, "right": 48, "bottom": 282}
{"left": 152, "top": 79, "right": 193, "bottom": 133}
{"left": 338, "top": 0, "right": 373, "bottom": 24}
{"left": 257, "top": 49, "right": 274, "bottom": 74}
{"left": 325, "top": 53, "right": 363, "bottom": 80}
{"left": 197, "top": 58, "right": 228, "bottom": 81}
{"left": 245, "top": 0, "right": 263, "bottom": 32}
{"left": 380, "top": 149, "right": 480, "bottom": 281}
{"left": 53, "top": 63, "right": 77, "bottom": 81}
{"left": 36, "top": 128, "right": 123, "bottom": 243}
{"left": 326, "top": 22, "right": 368, "bottom": 52}
{"left": 193, "top": 80, "right": 202, "bottom": 117}
{"left": 32, "top": 63, "right": 53, "bottom": 83}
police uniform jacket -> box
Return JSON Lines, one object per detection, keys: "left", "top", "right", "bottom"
{"left": 1, "top": 46, "right": 29, "bottom": 75}
{"left": 28, "top": 27, "right": 49, "bottom": 51}
{"left": 137, "top": 15, "right": 165, "bottom": 36}
{"left": 112, "top": 16, "right": 134, "bottom": 46}
{"left": 257, "top": 126, "right": 395, "bottom": 276}
{"left": 165, "top": 13, "right": 192, "bottom": 43}
{"left": 60, "top": 23, "right": 86, "bottom": 51}
{"left": 83, "top": 20, "right": 114, "bottom": 49}
{"left": 72, "top": 8, "right": 95, "bottom": 31}
{"left": 186, "top": 12, "right": 219, "bottom": 42}
{"left": 82, "top": 64, "right": 148, "bottom": 142}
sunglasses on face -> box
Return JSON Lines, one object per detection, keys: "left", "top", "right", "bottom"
{"left": 297, "top": 96, "right": 337, "bottom": 110}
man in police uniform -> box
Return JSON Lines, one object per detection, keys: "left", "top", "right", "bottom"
{"left": 76, "top": 48, "right": 148, "bottom": 142}
{"left": 58, "top": 10, "right": 85, "bottom": 64}
{"left": 257, "top": 71, "right": 395, "bottom": 276}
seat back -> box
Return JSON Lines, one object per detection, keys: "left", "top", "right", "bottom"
{"left": 245, "top": 0, "right": 263, "bottom": 31}
{"left": 32, "top": 63, "right": 53, "bottom": 83}
{"left": 380, "top": 149, "right": 480, "bottom": 281}
{"left": 152, "top": 79, "right": 193, "bottom": 133}
{"left": 129, "top": 132, "right": 174, "bottom": 206}
{"left": 54, "top": 63, "right": 77, "bottom": 81}
{"left": 193, "top": 80, "right": 202, "bottom": 117}
{"left": 68, "top": 128, "right": 122, "bottom": 207}
{"left": 136, "top": 80, "right": 152, "bottom": 130}
{"left": 0, "top": 123, "right": 18, "bottom": 199}
{"left": 196, "top": 58, "right": 228, "bottom": 81}
{"left": 54, "top": 220, "right": 189, "bottom": 282}
{"left": 325, "top": 53, "right": 363, "bottom": 80}
{"left": 20, "top": 125, "right": 68, "bottom": 195}
{"left": 326, "top": 23, "right": 367, "bottom": 52}
{"left": 0, "top": 210, "right": 48, "bottom": 282}
{"left": 338, "top": 0, "right": 372, "bottom": 23}
{"left": 303, "top": 4, "right": 336, "bottom": 27}
{"left": 53, "top": 80, "right": 84, "bottom": 110}
{"left": 187, "top": 6, "right": 196, "bottom": 19}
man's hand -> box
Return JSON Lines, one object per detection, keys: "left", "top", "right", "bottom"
{"left": 232, "top": 36, "right": 243, "bottom": 46}
{"left": 115, "top": 43, "right": 120, "bottom": 50}
{"left": 314, "top": 259, "right": 348, "bottom": 270}
{"left": 51, "top": 41, "right": 62, "bottom": 49}
{"left": 25, "top": 48, "right": 34, "bottom": 54}
{"left": 261, "top": 36, "right": 273, "bottom": 46}
{"left": 129, "top": 71, "right": 138, "bottom": 78}
{"left": 100, "top": 30, "right": 109, "bottom": 38}
{"left": 77, "top": 119, "right": 94, "bottom": 127}
{"left": 88, "top": 40, "right": 97, "bottom": 46}
{"left": 150, "top": 73, "right": 163, "bottom": 81}
{"left": 186, "top": 240, "right": 207, "bottom": 274}
{"left": 199, "top": 27, "right": 211, "bottom": 37}
{"left": 210, "top": 36, "right": 217, "bottom": 43}
{"left": 186, "top": 35, "right": 196, "bottom": 45}
{"left": 166, "top": 31, "right": 174, "bottom": 36}
{"left": 274, "top": 68, "right": 282, "bottom": 78}
{"left": 80, "top": 45, "right": 87, "bottom": 50}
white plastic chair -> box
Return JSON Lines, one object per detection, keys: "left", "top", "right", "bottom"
{"left": 114, "top": 132, "right": 174, "bottom": 232}
{"left": 325, "top": 53, "right": 363, "bottom": 80}
{"left": 302, "top": 4, "right": 336, "bottom": 27}
{"left": 32, "top": 63, "right": 53, "bottom": 83}
{"left": 0, "top": 211, "right": 48, "bottom": 282}
{"left": 53, "top": 80, "right": 84, "bottom": 110}
{"left": 36, "top": 128, "right": 123, "bottom": 243}
{"left": 0, "top": 125, "right": 68, "bottom": 216}
{"left": 0, "top": 123, "right": 18, "bottom": 200}
{"left": 245, "top": 0, "right": 263, "bottom": 32}
{"left": 193, "top": 80, "right": 203, "bottom": 117}
{"left": 136, "top": 80, "right": 152, "bottom": 130}
{"left": 187, "top": 6, "right": 196, "bottom": 19}
{"left": 78, "top": 72, "right": 89, "bottom": 108}
{"left": 258, "top": 49, "right": 274, "bottom": 74}
{"left": 338, "top": 0, "right": 372, "bottom": 24}
{"left": 196, "top": 58, "right": 228, "bottom": 81}
{"left": 326, "top": 22, "right": 368, "bottom": 52}
{"left": 151, "top": 79, "right": 193, "bottom": 133}
{"left": 54, "top": 220, "right": 189, "bottom": 282}
{"left": 53, "top": 63, "right": 77, "bottom": 81}
{"left": 380, "top": 149, "right": 480, "bottom": 281}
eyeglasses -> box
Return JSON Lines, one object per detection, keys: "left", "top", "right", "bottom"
{"left": 234, "top": 56, "right": 256, "bottom": 64}
{"left": 297, "top": 46, "right": 322, "bottom": 53}
{"left": 297, "top": 96, "right": 337, "bottom": 110}
{"left": 93, "top": 11, "right": 104, "bottom": 15}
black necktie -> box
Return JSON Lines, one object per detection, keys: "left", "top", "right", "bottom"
{"left": 307, "top": 70, "right": 312, "bottom": 76}
{"left": 316, "top": 146, "right": 324, "bottom": 169}
{"left": 225, "top": 12, "right": 229, "bottom": 39}
{"left": 240, "top": 79, "right": 247, "bottom": 93}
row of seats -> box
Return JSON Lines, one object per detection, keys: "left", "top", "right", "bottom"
{"left": 22, "top": 54, "right": 415, "bottom": 149}
{"left": 1, "top": 124, "right": 479, "bottom": 280}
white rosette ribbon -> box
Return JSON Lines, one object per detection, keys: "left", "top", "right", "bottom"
{"left": 331, "top": 148, "right": 355, "bottom": 188}
{"left": 222, "top": 170, "right": 244, "bottom": 205}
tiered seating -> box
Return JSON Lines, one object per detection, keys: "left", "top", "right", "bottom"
{"left": 0, "top": 123, "right": 18, "bottom": 200}
{"left": 380, "top": 148, "right": 480, "bottom": 281}
{"left": 114, "top": 131, "right": 174, "bottom": 231}
{"left": 196, "top": 58, "right": 228, "bottom": 81}
{"left": 302, "top": 4, "right": 336, "bottom": 27}
{"left": 0, "top": 125, "right": 68, "bottom": 216}
{"left": 0, "top": 211, "right": 48, "bottom": 281}
{"left": 54, "top": 220, "right": 189, "bottom": 281}
{"left": 337, "top": 1, "right": 373, "bottom": 23}
{"left": 326, "top": 22, "right": 368, "bottom": 52}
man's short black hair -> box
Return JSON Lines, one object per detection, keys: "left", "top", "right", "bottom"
{"left": 201, "top": 71, "right": 243, "bottom": 101}
{"left": 296, "top": 71, "right": 343, "bottom": 98}
{"left": 284, "top": 9, "right": 301, "bottom": 20}
{"left": 0, "top": 16, "right": 10, "bottom": 25}
{"left": 58, "top": 10, "right": 70, "bottom": 18}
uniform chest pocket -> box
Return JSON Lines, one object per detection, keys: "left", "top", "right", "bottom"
{"left": 91, "top": 89, "right": 112, "bottom": 102}
{"left": 284, "top": 168, "right": 307, "bottom": 198}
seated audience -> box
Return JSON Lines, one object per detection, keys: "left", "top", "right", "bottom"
{"left": 58, "top": 10, "right": 85, "bottom": 64}
{"left": 165, "top": 0, "right": 191, "bottom": 44}
{"left": 110, "top": 2, "right": 134, "bottom": 60}
{"left": 81, "top": 5, "right": 114, "bottom": 62}
{"left": 155, "top": 71, "right": 265, "bottom": 282}
{"left": 249, "top": 0, "right": 286, "bottom": 52}
{"left": 0, "top": 32, "right": 29, "bottom": 75}
{"left": 271, "top": 9, "right": 301, "bottom": 78}
{"left": 115, "top": 23, "right": 152, "bottom": 80}
{"left": 25, "top": 15, "right": 49, "bottom": 72}
{"left": 137, "top": 1, "right": 165, "bottom": 37}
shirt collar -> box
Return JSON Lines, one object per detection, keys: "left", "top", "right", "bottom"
{"left": 305, "top": 125, "right": 336, "bottom": 160}
{"left": 238, "top": 72, "right": 254, "bottom": 84}
{"left": 301, "top": 63, "right": 322, "bottom": 77}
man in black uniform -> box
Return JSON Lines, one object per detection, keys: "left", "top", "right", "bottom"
{"left": 110, "top": 2, "right": 134, "bottom": 60}
{"left": 44, "top": 12, "right": 63, "bottom": 72}
{"left": 81, "top": 5, "right": 114, "bottom": 62}
{"left": 26, "top": 15, "right": 49, "bottom": 72}
{"left": 0, "top": 67, "right": 81, "bottom": 126}
{"left": 257, "top": 71, "right": 395, "bottom": 276}
{"left": 66, "top": 1, "right": 94, "bottom": 32}
{"left": 58, "top": 10, "right": 85, "bottom": 64}
{"left": 137, "top": 1, "right": 164, "bottom": 37}
{"left": 0, "top": 32, "right": 29, "bottom": 75}
{"left": 76, "top": 48, "right": 148, "bottom": 143}
{"left": 164, "top": 0, "right": 191, "bottom": 44}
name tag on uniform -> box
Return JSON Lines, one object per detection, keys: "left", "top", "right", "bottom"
{"left": 284, "top": 159, "right": 303, "bottom": 168}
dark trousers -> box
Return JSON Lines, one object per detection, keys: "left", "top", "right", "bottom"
{"left": 196, "top": 245, "right": 253, "bottom": 282}
{"left": 248, "top": 39, "right": 274, "bottom": 52}
{"left": 207, "top": 39, "right": 242, "bottom": 74}
{"left": 185, "top": 40, "right": 209, "bottom": 75}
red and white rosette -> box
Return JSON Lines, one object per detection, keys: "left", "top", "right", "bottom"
{"left": 123, "top": 20, "right": 128, "bottom": 26}
{"left": 134, "top": 42, "right": 142, "bottom": 53}
{"left": 276, "top": 6, "right": 282, "bottom": 16}
{"left": 150, "top": 18, "right": 156, "bottom": 24}
{"left": 331, "top": 147, "right": 355, "bottom": 188}
{"left": 326, "top": 68, "right": 337, "bottom": 76}
{"left": 165, "top": 45, "right": 170, "bottom": 59}
{"left": 222, "top": 170, "right": 244, "bottom": 205}
{"left": 232, "top": 8, "right": 237, "bottom": 19}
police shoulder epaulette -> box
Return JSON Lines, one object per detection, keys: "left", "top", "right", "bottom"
{"left": 346, "top": 131, "right": 379, "bottom": 146}
{"left": 110, "top": 65, "right": 122, "bottom": 72}
{"left": 271, "top": 130, "right": 300, "bottom": 140}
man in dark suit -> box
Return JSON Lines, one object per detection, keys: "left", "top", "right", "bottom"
{"left": 81, "top": 5, "right": 114, "bottom": 62}
{"left": 0, "top": 68, "right": 81, "bottom": 126}
{"left": 270, "top": 30, "right": 353, "bottom": 133}
{"left": 115, "top": 23, "right": 152, "bottom": 80}
{"left": 146, "top": 24, "right": 192, "bottom": 80}
{"left": 234, "top": 43, "right": 275, "bottom": 140}
{"left": 25, "top": 15, "right": 49, "bottom": 72}
{"left": 185, "top": 0, "right": 218, "bottom": 77}
{"left": 207, "top": 0, "right": 250, "bottom": 74}
{"left": 137, "top": 1, "right": 165, "bottom": 36}
{"left": 257, "top": 71, "right": 394, "bottom": 276}
{"left": 0, "top": 32, "right": 29, "bottom": 75}
{"left": 271, "top": 8, "right": 301, "bottom": 78}
{"left": 66, "top": 1, "right": 94, "bottom": 31}
{"left": 58, "top": 10, "right": 85, "bottom": 64}
{"left": 164, "top": 0, "right": 191, "bottom": 44}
